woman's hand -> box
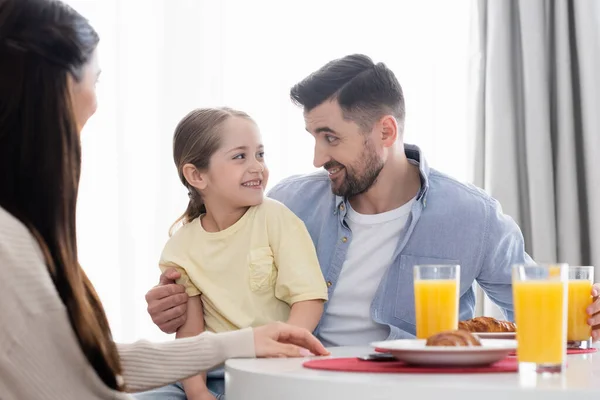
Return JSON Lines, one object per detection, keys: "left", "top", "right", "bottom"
{"left": 253, "top": 322, "right": 330, "bottom": 358}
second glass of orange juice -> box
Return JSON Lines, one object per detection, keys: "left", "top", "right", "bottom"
{"left": 513, "top": 263, "right": 568, "bottom": 373}
{"left": 414, "top": 264, "right": 460, "bottom": 339}
{"left": 567, "top": 266, "right": 594, "bottom": 349}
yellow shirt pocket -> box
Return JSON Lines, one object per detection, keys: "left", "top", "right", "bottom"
{"left": 249, "top": 247, "right": 276, "bottom": 292}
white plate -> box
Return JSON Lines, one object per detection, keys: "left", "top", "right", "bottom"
{"left": 371, "top": 339, "right": 517, "bottom": 367}
{"left": 474, "top": 332, "right": 516, "bottom": 340}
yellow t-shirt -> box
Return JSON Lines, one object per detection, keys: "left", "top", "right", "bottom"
{"left": 159, "top": 197, "right": 328, "bottom": 333}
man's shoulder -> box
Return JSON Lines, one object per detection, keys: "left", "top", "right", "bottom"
{"left": 254, "top": 197, "right": 300, "bottom": 221}
{"left": 266, "top": 171, "right": 336, "bottom": 225}
{"left": 427, "top": 169, "right": 498, "bottom": 213}
{"left": 269, "top": 170, "right": 330, "bottom": 193}
{"left": 268, "top": 171, "right": 333, "bottom": 204}
{"left": 425, "top": 169, "right": 520, "bottom": 241}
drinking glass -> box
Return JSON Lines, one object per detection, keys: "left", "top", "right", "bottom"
{"left": 567, "top": 266, "right": 594, "bottom": 349}
{"left": 512, "top": 263, "right": 568, "bottom": 373}
{"left": 414, "top": 264, "right": 460, "bottom": 339}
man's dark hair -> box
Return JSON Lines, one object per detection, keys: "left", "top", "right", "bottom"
{"left": 290, "top": 54, "right": 405, "bottom": 133}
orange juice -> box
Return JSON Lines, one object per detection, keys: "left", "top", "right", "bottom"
{"left": 414, "top": 279, "right": 458, "bottom": 338}
{"left": 513, "top": 280, "right": 565, "bottom": 364}
{"left": 567, "top": 279, "right": 592, "bottom": 341}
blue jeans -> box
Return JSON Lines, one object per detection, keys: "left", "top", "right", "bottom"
{"left": 133, "top": 368, "right": 225, "bottom": 400}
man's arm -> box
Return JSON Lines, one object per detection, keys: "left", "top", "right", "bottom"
{"left": 476, "top": 199, "right": 534, "bottom": 322}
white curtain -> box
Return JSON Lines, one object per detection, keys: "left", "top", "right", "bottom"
{"left": 469, "top": 0, "right": 600, "bottom": 318}
{"left": 65, "top": 0, "right": 473, "bottom": 342}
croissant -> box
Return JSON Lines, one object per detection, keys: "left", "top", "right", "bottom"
{"left": 425, "top": 330, "right": 482, "bottom": 347}
{"left": 458, "top": 316, "right": 516, "bottom": 333}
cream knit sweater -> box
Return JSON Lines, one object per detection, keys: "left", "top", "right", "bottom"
{"left": 0, "top": 206, "right": 255, "bottom": 399}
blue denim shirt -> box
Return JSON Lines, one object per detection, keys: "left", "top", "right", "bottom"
{"left": 267, "top": 144, "right": 533, "bottom": 341}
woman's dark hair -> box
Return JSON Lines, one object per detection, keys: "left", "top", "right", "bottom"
{"left": 0, "top": 0, "right": 123, "bottom": 391}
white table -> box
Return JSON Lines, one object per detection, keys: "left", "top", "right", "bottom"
{"left": 225, "top": 346, "right": 600, "bottom": 400}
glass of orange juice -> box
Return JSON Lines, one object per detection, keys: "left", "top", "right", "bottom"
{"left": 414, "top": 264, "right": 460, "bottom": 339}
{"left": 512, "top": 263, "right": 568, "bottom": 373}
{"left": 567, "top": 266, "right": 594, "bottom": 349}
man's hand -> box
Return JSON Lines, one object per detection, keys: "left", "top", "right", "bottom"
{"left": 586, "top": 284, "right": 600, "bottom": 341}
{"left": 145, "top": 268, "right": 189, "bottom": 333}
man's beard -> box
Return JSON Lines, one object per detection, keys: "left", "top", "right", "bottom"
{"left": 326, "top": 141, "right": 384, "bottom": 198}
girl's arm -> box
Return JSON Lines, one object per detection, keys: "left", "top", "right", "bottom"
{"left": 175, "top": 295, "right": 214, "bottom": 399}
{"left": 286, "top": 299, "right": 325, "bottom": 332}
{"left": 266, "top": 201, "right": 329, "bottom": 333}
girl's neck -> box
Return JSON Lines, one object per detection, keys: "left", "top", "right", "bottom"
{"left": 200, "top": 204, "right": 249, "bottom": 232}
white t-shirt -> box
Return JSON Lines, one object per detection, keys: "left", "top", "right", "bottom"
{"left": 318, "top": 198, "right": 415, "bottom": 347}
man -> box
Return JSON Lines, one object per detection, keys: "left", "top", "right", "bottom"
{"left": 145, "top": 54, "right": 533, "bottom": 347}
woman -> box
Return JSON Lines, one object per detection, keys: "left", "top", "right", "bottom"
{"left": 0, "top": 0, "right": 328, "bottom": 399}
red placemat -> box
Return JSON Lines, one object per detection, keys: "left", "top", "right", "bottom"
{"left": 567, "top": 348, "right": 598, "bottom": 354}
{"left": 303, "top": 357, "right": 517, "bottom": 374}
{"left": 507, "top": 348, "right": 597, "bottom": 357}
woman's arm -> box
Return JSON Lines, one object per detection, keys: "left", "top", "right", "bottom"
{"left": 117, "top": 327, "right": 254, "bottom": 393}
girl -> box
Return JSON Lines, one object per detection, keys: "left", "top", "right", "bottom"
{"left": 142, "top": 107, "right": 328, "bottom": 400}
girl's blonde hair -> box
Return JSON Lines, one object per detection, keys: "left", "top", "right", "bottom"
{"left": 170, "top": 107, "right": 253, "bottom": 235}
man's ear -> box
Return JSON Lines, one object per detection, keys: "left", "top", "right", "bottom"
{"left": 379, "top": 115, "right": 399, "bottom": 148}
{"left": 182, "top": 163, "right": 207, "bottom": 191}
